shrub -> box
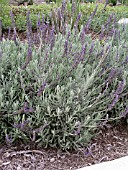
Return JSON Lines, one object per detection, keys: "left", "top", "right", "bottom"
{"left": 80, "top": 3, "right": 128, "bottom": 31}
{"left": 1, "top": 2, "right": 128, "bottom": 32}
{"left": 1, "top": 3, "right": 57, "bottom": 31}
{"left": 0, "top": 10, "right": 128, "bottom": 150}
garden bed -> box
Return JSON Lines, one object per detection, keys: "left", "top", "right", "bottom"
{"left": 0, "top": 124, "right": 128, "bottom": 170}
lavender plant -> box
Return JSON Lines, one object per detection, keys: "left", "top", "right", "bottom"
{"left": 0, "top": 11, "right": 128, "bottom": 150}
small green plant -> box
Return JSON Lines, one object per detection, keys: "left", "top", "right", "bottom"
{"left": 0, "top": 0, "right": 9, "bottom": 18}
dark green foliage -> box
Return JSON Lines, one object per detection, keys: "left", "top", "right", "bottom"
{"left": 1, "top": 3, "right": 128, "bottom": 31}
{"left": 109, "top": 0, "right": 117, "bottom": 5}
{"left": 17, "top": 0, "right": 33, "bottom": 5}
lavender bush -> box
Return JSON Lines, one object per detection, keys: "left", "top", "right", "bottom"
{"left": 0, "top": 8, "right": 128, "bottom": 149}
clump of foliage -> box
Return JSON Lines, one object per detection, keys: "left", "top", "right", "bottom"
{"left": 110, "top": 0, "right": 128, "bottom": 5}
{"left": 0, "top": 1, "right": 128, "bottom": 150}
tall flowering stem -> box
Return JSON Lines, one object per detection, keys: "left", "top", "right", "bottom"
{"left": 50, "top": 26, "right": 55, "bottom": 51}
{"left": 0, "top": 19, "right": 2, "bottom": 41}
{"left": 37, "top": 82, "right": 47, "bottom": 97}
{"left": 108, "top": 80, "right": 125, "bottom": 111}
{"left": 120, "top": 107, "right": 128, "bottom": 118}
{"left": 21, "top": 11, "right": 33, "bottom": 70}
{"left": 85, "top": 5, "right": 98, "bottom": 33}
{"left": 10, "top": 11, "right": 18, "bottom": 44}
{"left": 63, "top": 31, "right": 71, "bottom": 57}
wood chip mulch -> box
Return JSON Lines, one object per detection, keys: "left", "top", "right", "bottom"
{"left": 0, "top": 124, "right": 128, "bottom": 170}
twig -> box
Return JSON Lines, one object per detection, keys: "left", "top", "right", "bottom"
{"left": 5, "top": 150, "right": 45, "bottom": 157}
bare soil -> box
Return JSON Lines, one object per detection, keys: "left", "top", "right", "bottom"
{"left": 0, "top": 124, "right": 127, "bottom": 170}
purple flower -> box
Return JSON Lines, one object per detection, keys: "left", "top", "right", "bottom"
{"left": 96, "top": 49, "right": 104, "bottom": 59}
{"left": 74, "top": 13, "right": 82, "bottom": 33}
{"left": 113, "top": 15, "right": 116, "bottom": 27}
{"left": 80, "top": 29, "right": 86, "bottom": 44}
{"left": 116, "top": 50, "right": 119, "bottom": 61}
{"left": 99, "top": 25, "right": 105, "bottom": 40}
{"left": 26, "top": 11, "right": 33, "bottom": 45}
{"left": 13, "top": 120, "right": 29, "bottom": 130}
{"left": 117, "top": 30, "right": 120, "bottom": 40}
{"left": 105, "top": 13, "right": 114, "bottom": 27}
{"left": 10, "top": 10, "right": 15, "bottom": 28}
{"left": 100, "top": 82, "right": 109, "bottom": 97}
{"left": 5, "top": 134, "right": 13, "bottom": 144}
{"left": 37, "top": 82, "right": 47, "bottom": 97}
{"left": 0, "top": 19, "right": 2, "bottom": 41}
{"left": 113, "top": 29, "right": 117, "bottom": 40}
{"left": 108, "top": 68, "right": 117, "bottom": 81}
{"left": 115, "top": 80, "right": 125, "bottom": 95}
{"left": 108, "top": 94, "right": 119, "bottom": 111}
{"left": 37, "top": 14, "right": 41, "bottom": 28}
{"left": 34, "top": 123, "right": 48, "bottom": 133}
{"left": 120, "top": 107, "right": 128, "bottom": 118}
{"left": 13, "top": 27, "right": 17, "bottom": 44}
{"left": 85, "top": 143, "right": 96, "bottom": 157}
{"left": 61, "top": 0, "right": 66, "bottom": 16}
{"left": 122, "top": 56, "right": 128, "bottom": 65}
{"left": 80, "top": 44, "right": 87, "bottom": 62}
{"left": 63, "top": 31, "right": 71, "bottom": 57}
{"left": 71, "top": 1, "right": 76, "bottom": 16}
{"left": 89, "top": 41, "right": 95, "bottom": 54}
{"left": 21, "top": 46, "right": 32, "bottom": 70}
{"left": 0, "top": 49, "right": 2, "bottom": 58}
{"left": 68, "top": 44, "right": 72, "bottom": 53}
{"left": 50, "top": 26, "right": 55, "bottom": 51}
{"left": 42, "top": 14, "right": 45, "bottom": 23}
{"left": 23, "top": 102, "right": 34, "bottom": 113}
{"left": 85, "top": 5, "right": 98, "bottom": 32}
{"left": 106, "top": 45, "right": 111, "bottom": 53}
{"left": 58, "top": 8, "right": 63, "bottom": 21}
{"left": 108, "top": 80, "right": 125, "bottom": 111}
{"left": 10, "top": 11, "right": 17, "bottom": 44}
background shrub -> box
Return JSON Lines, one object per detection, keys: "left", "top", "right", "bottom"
{"left": 1, "top": 2, "right": 128, "bottom": 32}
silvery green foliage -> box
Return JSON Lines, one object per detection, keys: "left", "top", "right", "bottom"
{"left": 0, "top": 25, "right": 128, "bottom": 150}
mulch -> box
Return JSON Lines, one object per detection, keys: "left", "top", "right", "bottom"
{"left": 0, "top": 124, "right": 127, "bottom": 170}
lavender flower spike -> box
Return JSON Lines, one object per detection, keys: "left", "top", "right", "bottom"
{"left": 0, "top": 19, "right": 2, "bottom": 41}
{"left": 115, "top": 80, "right": 125, "bottom": 95}
{"left": 37, "top": 82, "right": 47, "bottom": 97}
{"left": 89, "top": 41, "right": 94, "bottom": 54}
{"left": 74, "top": 13, "right": 82, "bottom": 32}
{"left": 120, "top": 107, "right": 128, "bottom": 118}
{"left": 5, "top": 134, "right": 13, "bottom": 144}
{"left": 108, "top": 94, "right": 119, "bottom": 111}
{"left": 85, "top": 5, "right": 98, "bottom": 32}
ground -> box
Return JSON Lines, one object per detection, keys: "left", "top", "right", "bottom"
{"left": 0, "top": 124, "right": 127, "bottom": 170}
